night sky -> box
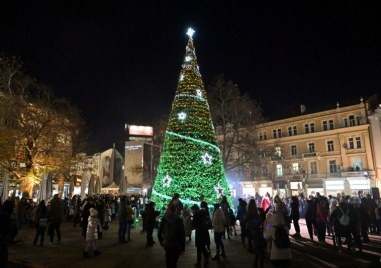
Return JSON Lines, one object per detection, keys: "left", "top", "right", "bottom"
{"left": 1, "top": 1, "right": 380, "bottom": 152}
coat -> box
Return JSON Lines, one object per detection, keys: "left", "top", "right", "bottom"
{"left": 145, "top": 206, "right": 159, "bottom": 230}
{"left": 48, "top": 197, "right": 64, "bottom": 223}
{"left": 212, "top": 208, "right": 226, "bottom": 233}
{"left": 192, "top": 209, "right": 210, "bottom": 247}
{"left": 263, "top": 212, "right": 292, "bottom": 261}
{"left": 86, "top": 216, "right": 100, "bottom": 241}
{"left": 183, "top": 208, "right": 192, "bottom": 236}
{"left": 158, "top": 214, "right": 185, "bottom": 251}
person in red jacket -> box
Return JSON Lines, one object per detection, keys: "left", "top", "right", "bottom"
{"left": 261, "top": 192, "right": 271, "bottom": 212}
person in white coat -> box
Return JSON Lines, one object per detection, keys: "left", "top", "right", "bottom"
{"left": 263, "top": 211, "right": 292, "bottom": 267}
{"left": 212, "top": 203, "right": 226, "bottom": 261}
{"left": 83, "top": 208, "right": 101, "bottom": 258}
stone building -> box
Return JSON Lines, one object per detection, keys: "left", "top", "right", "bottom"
{"left": 238, "top": 99, "right": 379, "bottom": 198}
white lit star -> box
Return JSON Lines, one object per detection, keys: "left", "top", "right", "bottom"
{"left": 214, "top": 183, "right": 224, "bottom": 198}
{"left": 196, "top": 89, "right": 202, "bottom": 97}
{"left": 186, "top": 28, "right": 195, "bottom": 39}
{"left": 180, "top": 74, "right": 184, "bottom": 81}
{"left": 202, "top": 153, "right": 213, "bottom": 165}
{"left": 178, "top": 112, "right": 187, "bottom": 121}
{"left": 163, "top": 174, "right": 172, "bottom": 187}
{"left": 185, "top": 56, "right": 191, "bottom": 62}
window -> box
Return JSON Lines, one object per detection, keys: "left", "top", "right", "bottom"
{"left": 273, "top": 129, "right": 281, "bottom": 138}
{"left": 349, "top": 115, "right": 355, "bottom": 126}
{"left": 356, "top": 137, "right": 361, "bottom": 148}
{"left": 291, "top": 145, "right": 297, "bottom": 156}
{"left": 288, "top": 126, "right": 297, "bottom": 136}
{"left": 308, "top": 143, "right": 315, "bottom": 153}
{"left": 305, "top": 123, "right": 314, "bottom": 133}
{"left": 348, "top": 138, "right": 354, "bottom": 149}
{"left": 357, "top": 116, "right": 361, "bottom": 125}
{"left": 329, "top": 160, "right": 337, "bottom": 173}
{"left": 292, "top": 163, "right": 299, "bottom": 173}
{"left": 329, "top": 120, "right": 334, "bottom": 130}
{"left": 353, "top": 158, "right": 363, "bottom": 171}
{"left": 259, "top": 132, "right": 267, "bottom": 141}
{"left": 293, "top": 126, "right": 297, "bottom": 135}
{"left": 276, "top": 164, "right": 283, "bottom": 176}
{"left": 322, "top": 121, "right": 328, "bottom": 131}
{"left": 327, "top": 140, "right": 334, "bottom": 152}
{"left": 310, "top": 162, "right": 317, "bottom": 174}
{"left": 344, "top": 118, "right": 348, "bottom": 127}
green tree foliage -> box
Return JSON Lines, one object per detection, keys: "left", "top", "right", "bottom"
{"left": 151, "top": 30, "right": 231, "bottom": 210}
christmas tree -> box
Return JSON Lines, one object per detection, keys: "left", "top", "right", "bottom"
{"left": 151, "top": 28, "right": 231, "bottom": 210}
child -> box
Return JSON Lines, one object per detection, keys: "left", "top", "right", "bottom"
{"left": 84, "top": 208, "right": 101, "bottom": 258}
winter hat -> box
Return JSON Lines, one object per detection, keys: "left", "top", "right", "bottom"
{"left": 90, "top": 208, "right": 98, "bottom": 216}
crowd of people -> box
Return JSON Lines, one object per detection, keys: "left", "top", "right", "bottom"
{"left": 0, "top": 190, "right": 380, "bottom": 268}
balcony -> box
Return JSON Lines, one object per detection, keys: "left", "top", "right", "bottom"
{"left": 302, "top": 152, "right": 320, "bottom": 159}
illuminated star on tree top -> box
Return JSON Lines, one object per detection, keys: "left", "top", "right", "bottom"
{"left": 186, "top": 28, "right": 195, "bottom": 39}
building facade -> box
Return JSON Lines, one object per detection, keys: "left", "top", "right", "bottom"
{"left": 239, "top": 99, "right": 379, "bottom": 198}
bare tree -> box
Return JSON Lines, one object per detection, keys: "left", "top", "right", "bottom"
{"left": 207, "top": 74, "right": 264, "bottom": 180}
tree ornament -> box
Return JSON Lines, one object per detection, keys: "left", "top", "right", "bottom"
{"left": 214, "top": 183, "right": 224, "bottom": 198}
{"left": 178, "top": 112, "right": 187, "bottom": 121}
{"left": 162, "top": 174, "right": 172, "bottom": 187}
{"left": 186, "top": 28, "right": 195, "bottom": 39}
{"left": 202, "top": 152, "right": 213, "bottom": 165}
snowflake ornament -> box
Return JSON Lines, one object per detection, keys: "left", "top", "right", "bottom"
{"left": 214, "top": 183, "right": 224, "bottom": 198}
{"left": 178, "top": 112, "right": 187, "bottom": 121}
{"left": 202, "top": 153, "right": 213, "bottom": 165}
{"left": 163, "top": 174, "right": 172, "bottom": 187}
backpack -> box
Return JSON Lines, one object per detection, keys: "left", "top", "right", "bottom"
{"left": 338, "top": 207, "right": 350, "bottom": 226}
{"left": 273, "top": 225, "right": 291, "bottom": 249}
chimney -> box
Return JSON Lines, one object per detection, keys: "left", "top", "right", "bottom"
{"left": 300, "top": 104, "right": 306, "bottom": 114}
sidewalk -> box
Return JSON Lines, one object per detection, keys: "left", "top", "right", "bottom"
{"left": 8, "top": 220, "right": 261, "bottom": 268}
{"left": 8, "top": 219, "right": 381, "bottom": 267}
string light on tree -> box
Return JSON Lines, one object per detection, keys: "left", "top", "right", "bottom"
{"left": 185, "top": 56, "right": 191, "bottom": 62}
{"left": 196, "top": 89, "right": 202, "bottom": 98}
{"left": 180, "top": 74, "right": 184, "bottom": 81}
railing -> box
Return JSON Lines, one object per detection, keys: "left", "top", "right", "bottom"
{"left": 302, "top": 152, "right": 319, "bottom": 158}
